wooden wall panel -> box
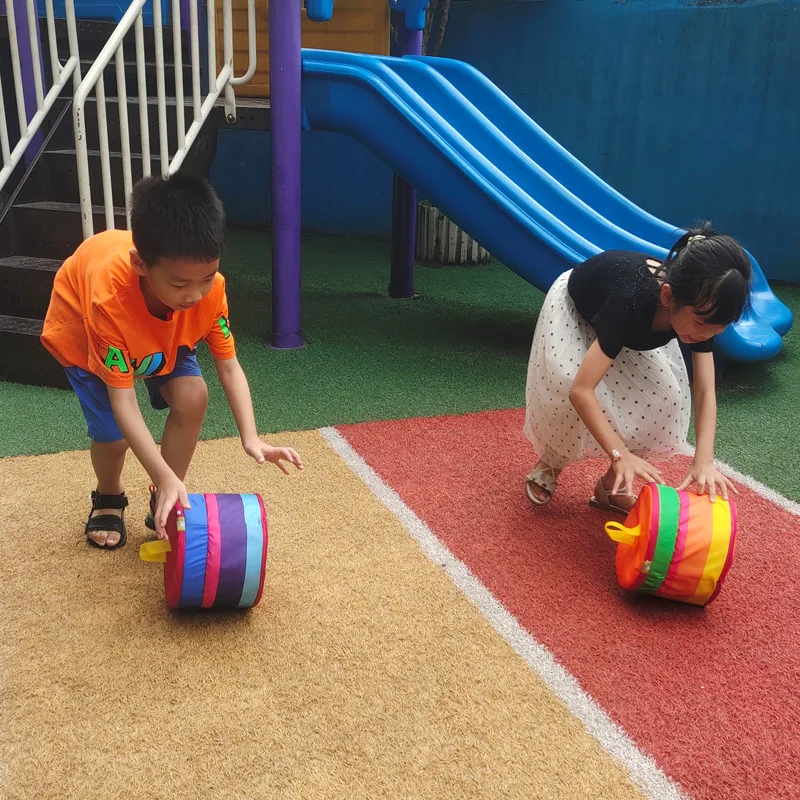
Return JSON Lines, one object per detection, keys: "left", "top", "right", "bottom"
{"left": 217, "top": 0, "right": 390, "bottom": 98}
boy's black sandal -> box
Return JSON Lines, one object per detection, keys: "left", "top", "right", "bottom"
{"left": 85, "top": 490, "right": 129, "bottom": 550}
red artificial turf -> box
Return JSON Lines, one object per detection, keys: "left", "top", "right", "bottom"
{"left": 339, "top": 409, "right": 800, "bottom": 800}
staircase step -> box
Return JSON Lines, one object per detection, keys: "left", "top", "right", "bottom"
{"left": 9, "top": 202, "right": 127, "bottom": 258}
{"left": 0, "top": 314, "right": 71, "bottom": 390}
{"left": 14, "top": 201, "right": 127, "bottom": 213}
{"left": 0, "top": 256, "right": 61, "bottom": 318}
{"left": 45, "top": 18, "right": 189, "bottom": 63}
{"left": 79, "top": 58, "right": 193, "bottom": 99}
{"left": 0, "top": 255, "right": 62, "bottom": 270}
{"left": 51, "top": 96, "right": 183, "bottom": 152}
{"left": 38, "top": 149, "right": 145, "bottom": 206}
{"left": 49, "top": 97, "right": 220, "bottom": 164}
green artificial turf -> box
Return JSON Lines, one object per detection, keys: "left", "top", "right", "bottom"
{"left": 711, "top": 287, "right": 800, "bottom": 501}
{"left": 1, "top": 230, "right": 798, "bottom": 501}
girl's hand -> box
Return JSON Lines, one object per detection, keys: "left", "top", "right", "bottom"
{"left": 611, "top": 452, "right": 664, "bottom": 498}
{"left": 677, "top": 460, "right": 737, "bottom": 502}
{"left": 244, "top": 439, "right": 304, "bottom": 474}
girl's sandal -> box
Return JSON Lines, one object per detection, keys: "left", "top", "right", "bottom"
{"left": 589, "top": 478, "right": 637, "bottom": 516}
{"left": 85, "top": 490, "right": 129, "bottom": 550}
{"left": 525, "top": 464, "right": 561, "bottom": 506}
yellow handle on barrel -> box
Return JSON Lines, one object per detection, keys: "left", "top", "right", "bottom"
{"left": 605, "top": 521, "right": 641, "bottom": 547}
{"left": 139, "top": 539, "right": 172, "bottom": 563}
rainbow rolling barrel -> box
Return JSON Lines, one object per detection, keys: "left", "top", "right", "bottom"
{"left": 140, "top": 494, "right": 268, "bottom": 609}
{"left": 604, "top": 484, "right": 737, "bottom": 606}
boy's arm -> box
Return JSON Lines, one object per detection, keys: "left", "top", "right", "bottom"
{"left": 214, "top": 356, "right": 303, "bottom": 473}
{"left": 107, "top": 386, "right": 191, "bottom": 535}
{"left": 214, "top": 355, "right": 259, "bottom": 444}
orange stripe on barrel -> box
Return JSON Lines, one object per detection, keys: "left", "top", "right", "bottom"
{"left": 666, "top": 492, "right": 714, "bottom": 603}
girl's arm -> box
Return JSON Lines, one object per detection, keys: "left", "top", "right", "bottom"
{"left": 569, "top": 341, "right": 627, "bottom": 457}
{"left": 677, "top": 351, "right": 736, "bottom": 501}
{"left": 691, "top": 351, "right": 717, "bottom": 465}
{"left": 214, "top": 355, "right": 303, "bottom": 473}
{"left": 569, "top": 341, "right": 664, "bottom": 495}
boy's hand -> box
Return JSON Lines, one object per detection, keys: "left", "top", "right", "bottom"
{"left": 243, "top": 439, "right": 303, "bottom": 474}
{"left": 155, "top": 475, "right": 192, "bottom": 539}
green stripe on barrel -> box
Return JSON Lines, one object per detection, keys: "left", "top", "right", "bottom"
{"left": 640, "top": 485, "right": 680, "bottom": 593}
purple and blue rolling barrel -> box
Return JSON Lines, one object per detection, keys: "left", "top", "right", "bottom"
{"left": 140, "top": 493, "right": 268, "bottom": 609}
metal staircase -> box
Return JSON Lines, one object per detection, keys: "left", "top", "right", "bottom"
{"left": 0, "top": 0, "right": 257, "bottom": 389}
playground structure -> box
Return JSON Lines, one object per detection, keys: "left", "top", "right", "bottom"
{"left": 0, "top": 0, "right": 793, "bottom": 371}
{"left": 271, "top": 0, "right": 793, "bottom": 361}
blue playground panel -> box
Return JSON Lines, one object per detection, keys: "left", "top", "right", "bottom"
{"left": 388, "top": 0, "right": 428, "bottom": 30}
{"left": 306, "top": 0, "right": 334, "bottom": 23}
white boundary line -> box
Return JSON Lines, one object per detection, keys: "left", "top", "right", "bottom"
{"left": 715, "top": 460, "right": 800, "bottom": 517}
{"left": 320, "top": 425, "right": 690, "bottom": 800}
{"left": 678, "top": 443, "right": 800, "bottom": 518}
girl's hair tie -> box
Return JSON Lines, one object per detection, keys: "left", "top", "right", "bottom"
{"left": 687, "top": 234, "right": 706, "bottom": 244}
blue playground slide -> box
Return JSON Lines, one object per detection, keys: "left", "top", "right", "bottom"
{"left": 301, "top": 49, "right": 793, "bottom": 362}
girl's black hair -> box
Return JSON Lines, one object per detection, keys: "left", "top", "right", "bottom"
{"left": 660, "top": 222, "right": 752, "bottom": 326}
{"left": 130, "top": 172, "right": 226, "bottom": 266}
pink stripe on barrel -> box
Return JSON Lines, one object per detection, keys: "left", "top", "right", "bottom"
{"left": 164, "top": 508, "right": 186, "bottom": 609}
{"left": 201, "top": 493, "right": 222, "bottom": 608}
{"left": 252, "top": 494, "right": 269, "bottom": 608}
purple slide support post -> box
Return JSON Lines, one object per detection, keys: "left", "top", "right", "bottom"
{"left": 268, "top": 0, "right": 304, "bottom": 348}
{"left": 388, "top": 21, "right": 421, "bottom": 299}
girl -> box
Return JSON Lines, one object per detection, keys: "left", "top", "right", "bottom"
{"left": 524, "top": 225, "right": 751, "bottom": 513}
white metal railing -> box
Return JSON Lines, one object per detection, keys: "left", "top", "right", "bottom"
{"left": 0, "top": 0, "right": 81, "bottom": 193}
{"left": 74, "top": 0, "right": 256, "bottom": 236}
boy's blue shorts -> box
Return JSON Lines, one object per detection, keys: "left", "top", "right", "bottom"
{"left": 64, "top": 350, "right": 203, "bottom": 443}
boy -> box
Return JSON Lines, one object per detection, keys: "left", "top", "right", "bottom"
{"left": 41, "top": 173, "right": 302, "bottom": 550}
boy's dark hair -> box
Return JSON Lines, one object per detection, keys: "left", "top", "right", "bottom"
{"left": 130, "top": 172, "right": 225, "bottom": 265}
{"left": 661, "top": 222, "right": 751, "bottom": 326}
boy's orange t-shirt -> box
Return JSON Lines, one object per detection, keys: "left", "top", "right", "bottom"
{"left": 41, "top": 229, "right": 236, "bottom": 388}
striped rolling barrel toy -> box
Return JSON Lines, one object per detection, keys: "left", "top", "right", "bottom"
{"left": 604, "top": 484, "right": 737, "bottom": 606}
{"left": 140, "top": 494, "right": 268, "bottom": 609}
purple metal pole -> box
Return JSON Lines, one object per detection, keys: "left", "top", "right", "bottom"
{"left": 388, "top": 21, "right": 422, "bottom": 299}
{"left": 180, "top": 0, "right": 191, "bottom": 30}
{"left": 269, "top": 0, "right": 304, "bottom": 349}
{"left": 12, "top": 0, "right": 45, "bottom": 167}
